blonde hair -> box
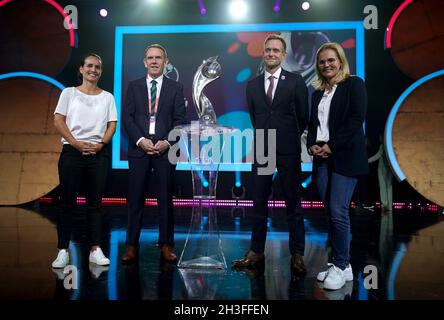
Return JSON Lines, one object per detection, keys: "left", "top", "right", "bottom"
{"left": 312, "top": 42, "right": 350, "bottom": 91}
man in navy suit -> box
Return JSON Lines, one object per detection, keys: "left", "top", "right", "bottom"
{"left": 121, "top": 44, "right": 186, "bottom": 264}
{"left": 232, "top": 34, "right": 309, "bottom": 274}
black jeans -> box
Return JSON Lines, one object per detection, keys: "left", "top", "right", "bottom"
{"left": 57, "top": 144, "right": 109, "bottom": 249}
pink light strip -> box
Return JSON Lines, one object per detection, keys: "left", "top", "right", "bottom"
{"left": 0, "top": 0, "right": 75, "bottom": 47}
{"left": 385, "top": 0, "right": 414, "bottom": 49}
{"left": 39, "top": 197, "right": 440, "bottom": 211}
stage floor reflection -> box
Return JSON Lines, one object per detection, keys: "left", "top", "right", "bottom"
{"left": 0, "top": 203, "right": 443, "bottom": 300}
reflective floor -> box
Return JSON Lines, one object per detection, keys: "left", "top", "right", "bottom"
{"left": 0, "top": 203, "right": 443, "bottom": 300}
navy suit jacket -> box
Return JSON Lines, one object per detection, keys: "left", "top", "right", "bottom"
{"left": 246, "top": 69, "right": 309, "bottom": 156}
{"left": 307, "top": 76, "right": 369, "bottom": 177}
{"left": 123, "top": 76, "right": 187, "bottom": 158}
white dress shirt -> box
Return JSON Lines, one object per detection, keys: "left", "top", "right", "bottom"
{"left": 136, "top": 74, "right": 167, "bottom": 147}
{"left": 264, "top": 67, "right": 282, "bottom": 101}
{"left": 316, "top": 84, "right": 337, "bottom": 143}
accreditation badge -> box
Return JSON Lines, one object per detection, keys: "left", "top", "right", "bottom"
{"left": 149, "top": 115, "right": 156, "bottom": 135}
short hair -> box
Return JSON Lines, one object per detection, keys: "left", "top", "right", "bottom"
{"left": 264, "top": 34, "right": 287, "bottom": 52}
{"left": 144, "top": 44, "right": 168, "bottom": 59}
{"left": 312, "top": 42, "right": 350, "bottom": 91}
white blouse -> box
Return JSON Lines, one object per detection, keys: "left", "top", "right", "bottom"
{"left": 316, "top": 84, "right": 337, "bottom": 143}
{"left": 54, "top": 87, "right": 117, "bottom": 144}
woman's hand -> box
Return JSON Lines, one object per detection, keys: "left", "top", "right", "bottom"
{"left": 310, "top": 144, "right": 332, "bottom": 158}
{"left": 319, "top": 144, "right": 332, "bottom": 158}
{"left": 73, "top": 141, "right": 102, "bottom": 155}
{"left": 310, "top": 145, "right": 323, "bottom": 156}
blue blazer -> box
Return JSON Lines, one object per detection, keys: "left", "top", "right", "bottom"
{"left": 307, "top": 76, "right": 369, "bottom": 177}
{"left": 122, "top": 76, "right": 187, "bottom": 158}
{"left": 246, "top": 69, "right": 309, "bottom": 155}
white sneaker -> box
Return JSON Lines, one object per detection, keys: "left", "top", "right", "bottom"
{"left": 317, "top": 263, "right": 353, "bottom": 282}
{"left": 52, "top": 249, "right": 69, "bottom": 269}
{"left": 323, "top": 264, "right": 346, "bottom": 290}
{"left": 89, "top": 247, "right": 110, "bottom": 266}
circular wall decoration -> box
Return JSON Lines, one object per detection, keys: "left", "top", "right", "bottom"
{"left": 387, "top": 0, "right": 444, "bottom": 79}
{"left": 385, "top": 70, "right": 444, "bottom": 207}
{"left": 0, "top": 72, "right": 64, "bottom": 205}
{"left": 0, "top": 0, "right": 74, "bottom": 76}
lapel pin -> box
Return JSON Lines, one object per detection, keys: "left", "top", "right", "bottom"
{"left": 281, "top": 75, "right": 286, "bottom": 80}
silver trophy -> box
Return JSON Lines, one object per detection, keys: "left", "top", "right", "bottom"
{"left": 192, "top": 56, "right": 221, "bottom": 124}
{"left": 176, "top": 56, "right": 237, "bottom": 270}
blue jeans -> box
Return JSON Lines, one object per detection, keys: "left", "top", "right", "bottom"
{"left": 316, "top": 159, "right": 357, "bottom": 270}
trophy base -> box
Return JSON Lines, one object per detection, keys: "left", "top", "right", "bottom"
{"left": 178, "top": 256, "right": 226, "bottom": 269}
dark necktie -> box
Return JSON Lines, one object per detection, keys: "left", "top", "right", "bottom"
{"left": 266, "top": 75, "right": 274, "bottom": 105}
{"left": 150, "top": 80, "right": 157, "bottom": 112}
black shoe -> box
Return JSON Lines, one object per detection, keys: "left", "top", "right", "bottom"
{"left": 291, "top": 253, "right": 307, "bottom": 275}
{"left": 232, "top": 250, "right": 265, "bottom": 269}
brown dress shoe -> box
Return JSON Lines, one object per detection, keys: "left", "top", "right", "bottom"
{"left": 291, "top": 253, "right": 307, "bottom": 275}
{"left": 160, "top": 244, "right": 177, "bottom": 263}
{"left": 232, "top": 250, "right": 265, "bottom": 269}
{"left": 121, "top": 245, "right": 138, "bottom": 264}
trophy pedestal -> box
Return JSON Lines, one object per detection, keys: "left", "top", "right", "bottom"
{"left": 175, "top": 123, "right": 236, "bottom": 270}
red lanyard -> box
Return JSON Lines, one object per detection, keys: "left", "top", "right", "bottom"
{"left": 148, "top": 97, "right": 159, "bottom": 115}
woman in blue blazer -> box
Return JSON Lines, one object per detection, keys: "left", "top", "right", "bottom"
{"left": 307, "top": 42, "right": 368, "bottom": 290}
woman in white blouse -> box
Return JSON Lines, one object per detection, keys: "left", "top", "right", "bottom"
{"left": 51, "top": 54, "right": 117, "bottom": 269}
{"left": 307, "top": 43, "right": 368, "bottom": 290}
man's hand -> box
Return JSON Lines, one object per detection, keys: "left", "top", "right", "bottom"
{"left": 153, "top": 140, "right": 170, "bottom": 155}
{"left": 139, "top": 138, "right": 157, "bottom": 155}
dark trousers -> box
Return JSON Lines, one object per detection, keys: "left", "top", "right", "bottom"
{"left": 126, "top": 154, "right": 174, "bottom": 247}
{"left": 250, "top": 154, "right": 305, "bottom": 255}
{"left": 316, "top": 159, "right": 357, "bottom": 270}
{"left": 57, "top": 144, "right": 109, "bottom": 249}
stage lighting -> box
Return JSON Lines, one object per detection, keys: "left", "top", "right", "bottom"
{"left": 302, "top": 1, "right": 310, "bottom": 11}
{"left": 99, "top": 9, "right": 108, "bottom": 17}
{"left": 273, "top": 0, "right": 281, "bottom": 12}
{"left": 197, "top": 0, "right": 207, "bottom": 15}
{"left": 229, "top": 0, "right": 248, "bottom": 19}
